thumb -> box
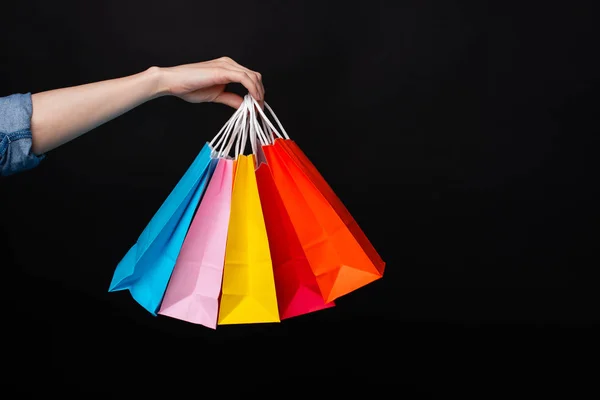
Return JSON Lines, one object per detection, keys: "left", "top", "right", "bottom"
{"left": 212, "top": 92, "right": 244, "bottom": 109}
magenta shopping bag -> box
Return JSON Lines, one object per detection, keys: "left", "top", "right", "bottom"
{"left": 158, "top": 157, "right": 234, "bottom": 328}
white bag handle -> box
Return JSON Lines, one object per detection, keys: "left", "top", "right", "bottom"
{"left": 209, "top": 94, "right": 283, "bottom": 159}
{"left": 220, "top": 106, "right": 247, "bottom": 158}
{"left": 261, "top": 119, "right": 273, "bottom": 143}
{"left": 247, "top": 96, "right": 270, "bottom": 147}
{"left": 210, "top": 102, "right": 246, "bottom": 155}
{"left": 233, "top": 95, "right": 270, "bottom": 157}
{"left": 226, "top": 97, "right": 249, "bottom": 158}
{"left": 215, "top": 108, "right": 248, "bottom": 158}
{"left": 249, "top": 97, "right": 290, "bottom": 142}
{"left": 249, "top": 100, "right": 258, "bottom": 156}
{"left": 247, "top": 95, "right": 271, "bottom": 153}
{"left": 216, "top": 96, "right": 254, "bottom": 158}
{"left": 235, "top": 97, "right": 251, "bottom": 158}
{"left": 249, "top": 100, "right": 269, "bottom": 147}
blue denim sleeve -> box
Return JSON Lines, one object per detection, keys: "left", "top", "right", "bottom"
{"left": 0, "top": 93, "right": 45, "bottom": 177}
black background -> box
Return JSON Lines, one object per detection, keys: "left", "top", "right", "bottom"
{"left": 1, "top": 0, "right": 599, "bottom": 396}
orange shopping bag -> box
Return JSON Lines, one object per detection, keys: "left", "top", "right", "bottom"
{"left": 254, "top": 101, "right": 385, "bottom": 303}
{"left": 277, "top": 139, "right": 385, "bottom": 277}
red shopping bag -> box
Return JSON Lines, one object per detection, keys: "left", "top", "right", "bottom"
{"left": 255, "top": 151, "right": 334, "bottom": 320}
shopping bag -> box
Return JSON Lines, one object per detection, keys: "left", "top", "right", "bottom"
{"left": 158, "top": 158, "right": 234, "bottom": 328}
{"left": 254, "top": 102, "right": 384, "bottom": 303}
{"left": 260, "top": 104, "right": 384, "bottom": 274}
{"left": 255, "top": 153, "right": 335, "bottom": 319}
{"left": 217, "top": 153, "right": 280, "bottom": 325}
{"left": 108, "top": 143, "right": 216, "bottom": 315}
{"left": 278, "top": 139, "right": 385, "bottom": 276}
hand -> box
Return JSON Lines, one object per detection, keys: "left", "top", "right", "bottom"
{"left": 153, "top": 57, "right": 265, "bottom": 109}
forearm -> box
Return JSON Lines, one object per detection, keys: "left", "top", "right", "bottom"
{"left": 30, "top": 67, "right": 163, "bottom": 154}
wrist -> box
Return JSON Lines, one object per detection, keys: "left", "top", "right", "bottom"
{"left": 144, "top": 66, "right": 169, "bottom": 99}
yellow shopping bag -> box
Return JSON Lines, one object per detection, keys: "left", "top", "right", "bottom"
{"left": 218, "top": 154, "right": 280, "bottom": 324}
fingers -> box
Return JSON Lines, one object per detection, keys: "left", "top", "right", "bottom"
{"left": 216, "top": 57, "right": 264, "bottom": 103}
{"left": 213, "top": 92, "right": 244, "bottom": 109}
{"left": 218, "top": 67, "right": 262, "bottom": 102}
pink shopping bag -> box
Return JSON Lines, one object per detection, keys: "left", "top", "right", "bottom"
{"left": 158, "top": 158, "right": 234, "bottom": 328}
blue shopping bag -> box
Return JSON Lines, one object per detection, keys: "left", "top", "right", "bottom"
{"left": 109, "top": 143, "right": 218, "bottom": 315}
